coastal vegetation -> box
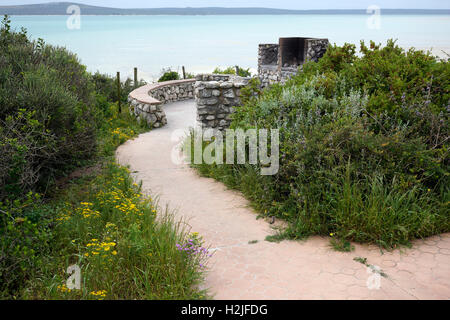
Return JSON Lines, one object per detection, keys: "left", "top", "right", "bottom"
{"left": 191, "top": 40, "right": 450, "bottom": 249}
{"left": 213, "top": 66, "right": 252, "bottom": 77}
{"left": 158, "top": 68, "right": 195, "bottom": 82}
{"left": 158, "top": 69, "right": 181, "bottom": 82}
{"left": 0, "top": 16, "right": 207, "bottom": 299}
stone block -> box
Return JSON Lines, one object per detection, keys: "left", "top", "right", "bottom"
{"left": 146, "top": 113, "right": 157, "bottom": 125}
{"left": 220, "top": 82, "right": 233, "bottom": 89}
{"left": 223, "top": 89, "right": 235, "bottom": 98}
{"left": 205, "top": 97, "right": 219, "bottom": 105}
{"left": 156, "top": 111, "right": 165, "bottom": 119}
{"left": 200, "top": 89, "right": 212, "bottom": 98}
{"left": 205, "top": 81, "right": 220, "bottom": 89}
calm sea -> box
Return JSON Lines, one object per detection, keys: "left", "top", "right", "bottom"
{"left": 10, "top": 15, "right": 450, "bottom": 81}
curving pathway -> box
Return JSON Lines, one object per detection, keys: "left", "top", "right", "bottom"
{"left": 116, "top": 100, "right": 450, "bottom": 300}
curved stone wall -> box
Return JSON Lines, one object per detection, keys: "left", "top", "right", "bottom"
{"left": 128, "top": 79, "right": 195, "bottom": 128}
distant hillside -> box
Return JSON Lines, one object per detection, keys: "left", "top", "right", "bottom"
{"left": 0, "top": 2, "right": 449, "bottom": 15}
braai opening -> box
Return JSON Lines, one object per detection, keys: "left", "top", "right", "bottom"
{"left": 279, "top": 37, "right": 308, "bottom": 68}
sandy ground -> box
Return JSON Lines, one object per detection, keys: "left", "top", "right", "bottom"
{"left": 116, "top": 100, "right": 450, "bottom": 300}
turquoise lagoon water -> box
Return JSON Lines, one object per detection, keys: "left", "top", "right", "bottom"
{"left": 10, "top": 15, "right": 450, "bottom": 81}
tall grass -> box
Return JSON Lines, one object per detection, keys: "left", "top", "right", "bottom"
{"left": 23, "top": 163, "right": 207, "bottom": 300}
{"left": 191, "top": 150, "right": 449, "bottom": 249}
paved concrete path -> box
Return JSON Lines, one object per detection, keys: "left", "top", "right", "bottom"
{"left": 116, "top": 100, "right": 450, "bottom": 300}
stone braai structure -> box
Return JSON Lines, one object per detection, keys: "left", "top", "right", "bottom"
{"left": 194, "top": 74, "right": 250, "bottom": 130}
{"left": 128, "top": 79, "right": 195, "bottom": 128}
{"left": 258, "top": 44, "right": 281, "bottom": 87}
{"left": 258, "top": 37, "right": 329, "bottom": 87}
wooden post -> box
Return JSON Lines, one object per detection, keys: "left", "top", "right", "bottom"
{"left": 134, "top": 67, "right": 138, "bottom": 88}
{"left": 117, "top": 72, "right": 121, "bottom": 113}
{"left": 182, "top": 66, "right": 186, "bottom": 79}
{"left": 235, "top": 65, "right": 239, "bottom": 76}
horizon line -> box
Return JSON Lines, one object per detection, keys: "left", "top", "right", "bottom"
{"left": 1, "top": 2, "right": 450, "bottom": 11}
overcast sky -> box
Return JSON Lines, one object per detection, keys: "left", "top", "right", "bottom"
{"left": 2, "top": 1, "right": 450, "bottom": 9}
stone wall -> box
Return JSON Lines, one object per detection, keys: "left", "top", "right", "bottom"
{"left": 194, "top": 74, "right": 250, "bottom": 130}
{"left": 258, "top": 65, "right": 281, "bottom": 88}
{"left": 279, "top": 66, "right": 300, "bottom": 85}
{"left": 305, "top": 38, "right": 329, "bottom": 62}
{"left": 128, "top": 79, "right": 195, "bottom": 128}
{"left": 258, "top": 44, "right": 280, "bottom": 87}
{"left": 258, "top": 44, "right": 279, "bottom": 67}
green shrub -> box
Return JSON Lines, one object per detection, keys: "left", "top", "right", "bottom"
{"left": 0, "top": 17, "right": 147, "bottom": 201}
{"left": 158, "top": 69, "right": 180, "bottom": 82}
{"left": 0, "top": 16, "right": 208, "bottom": 300}
{"left": 1, "top": 99, "right": 206, "bottom": 299}
{"left": 303, "top": 39, "right": 449, "bottom": 116}
{"left": 0, "top": 192, "right": 53, "bottom": 298}
{"left": 0, "top": 16, "right": 101, "bottom": 200}
{"left": 191, "top": 41, "right": 450, "bottom": 249}
{"left": 92, "top": 72, "right": 145, "bottom": 104}
{"left": 91, "top": 72, "right": 117, "bottom": 102}
{"left": 213, "top": 66, "right": 252, "bottom": 77}
{"left": 184, "top": 72, "right": 196, "bottom": 79}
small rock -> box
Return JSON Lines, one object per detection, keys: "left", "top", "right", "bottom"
{"left": 205, "top": 97, "right": 219, "bottom": 105}
{"left": 220, "top": 82, "right": 233, "bottom": 89}
{"left": 205, "top": 81, "right": 220, "bottom": 89}
{"left": 223, "top": 89, "right": 235, "bottom": 98}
